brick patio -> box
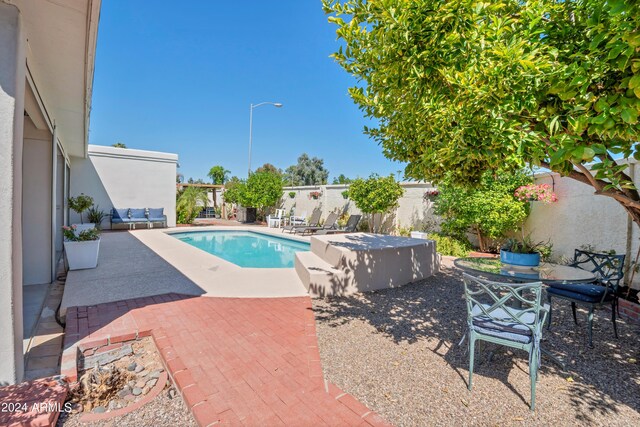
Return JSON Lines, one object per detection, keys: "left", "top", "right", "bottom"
{"left": 62, "top": 294, "right": 391, "bottom": 426}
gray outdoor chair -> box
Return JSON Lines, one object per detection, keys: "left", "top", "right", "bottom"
{"left": 315, "top": 214, "right": 362, "bottom": 235}
{"left": 547, "top": 249, "right": 625, "bottom": 347}
{"left": 462, "top": 273, "right": 549, "bottom": 411}
{"left": 295, "top": 212, "right": 339, "bottom": 235}
{"left": 282, "top": 208, "right": 322, "bottom": 234}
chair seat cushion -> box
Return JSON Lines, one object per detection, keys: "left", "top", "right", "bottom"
{"left": 471, "top": 304, "right": 547, "bottom": 344}
{"left": 148, "top": 217, "right": 165, "bottom": 222}
{"left": 547, "top": 285, "right": 612, "bottom": 303}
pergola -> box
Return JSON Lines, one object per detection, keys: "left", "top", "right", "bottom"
{"left": 176, "top": 183, "right": 226, "bottom": 217}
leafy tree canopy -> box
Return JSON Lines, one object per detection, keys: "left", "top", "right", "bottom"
{"left": 112, "top": 142, "right": 127, "bottom": 148}
{"left": 255, "top": 163, "right": 283, "bottom": 176}
{"left": 348, "top": 174, "right": 404, "bottom": 232}
{"left": 236, "top": 171, "right": 284, "bottom": 210}
{"left": 284, "top": 153, "right": 330, "bottom": 186}
{"left": 324, "top": 0, "right": 640, "bottom": 225}
{"left": 222, "top": 176, "right": 243, "bottom": 205}
{"left": 332, "top": 174, "right": 353, "bottom": 184}
{"left": 434, "top": 170, "right": 533, "bottom": 252}
{"left": 207, "top": 165, "right": 230, "bottom": 185}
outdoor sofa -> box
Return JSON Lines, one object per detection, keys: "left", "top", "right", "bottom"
{"left": 111, "top": 207, "right": 167, "bottom": 229}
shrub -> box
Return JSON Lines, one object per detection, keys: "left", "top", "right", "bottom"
{"left": 348, "top": 174, "right": 404, "bottom": 233}
{"left": 427, "top": 233, "right": 471, "bottom": 257}
{"left": 288, "top": 191, "right": 296, "bottom": 198}
{"left": 177, "top": 186, "right": 208, "bottom": 224}
{"left": 62, "top": 225, "right": 100, "bottom": 242}
{"left": 86, "top": 206, "right": 107, "bottom": 230}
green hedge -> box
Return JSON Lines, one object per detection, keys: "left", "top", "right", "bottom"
{"left": 427, "top": 233, "right": 470, "bottom": 257}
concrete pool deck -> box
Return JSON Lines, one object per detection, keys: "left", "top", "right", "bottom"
{"left": 61, "top": 226, "right": 310, "bottom": 315}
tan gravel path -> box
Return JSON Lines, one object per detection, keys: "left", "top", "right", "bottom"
{"left": 313, "top": 258, "right": 640, "bottom": 426}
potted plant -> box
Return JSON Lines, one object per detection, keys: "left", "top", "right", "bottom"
{"left": 86, "top": 205, "right": 107, "bottom": 230}
{"left": 309, "top": 191, "right": 322, "bottom": 200}
{"left": 63, "top": 225, "right": 101, "bottom": 270}
{"left": 288, "top": 191, "right": 296, "bottom": 199}
{"left": 341, "top": 190, "right": 349, "bottom": 200}
{"left": 68, "top": 193, "right": 95, "bottom": 232}
{"left": 214, "top": 206, "right": 222, "bottom": 219}
{"left": 500, "top": 235, "right": 549, "bottom": 267}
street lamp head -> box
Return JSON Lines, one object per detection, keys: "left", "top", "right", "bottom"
{"left": 273, "top": 103, "right": 283, "bottom": 108}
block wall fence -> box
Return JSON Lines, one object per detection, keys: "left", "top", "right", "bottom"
{"left": 264, "top": 166, "right": 640, "bottom": 291}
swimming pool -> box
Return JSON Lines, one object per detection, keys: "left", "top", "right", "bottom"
{"left": 170, "top": 230, "right": 310, "bottom": 268}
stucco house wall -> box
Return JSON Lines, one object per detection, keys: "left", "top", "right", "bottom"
{"left": 70, "top": 145, "right": 179, "bottom": 228}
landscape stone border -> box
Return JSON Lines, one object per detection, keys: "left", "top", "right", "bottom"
{"left": 78, "top": 370, "right": 168, "bottom": 423}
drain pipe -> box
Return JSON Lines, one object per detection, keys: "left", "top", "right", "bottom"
{"left": 625, "top": 161, "right": 635, "bottom": 283}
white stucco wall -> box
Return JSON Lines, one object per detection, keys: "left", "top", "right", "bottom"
{"left": 0, "top": 2, "right": 26, "bottom": 384}
{"left": 70, "top": 145, "right": 178, "bottom": 228}
{"left": 279, "top": 182, "right": 438, "bottom": 232}
{"left": 22, "top": 118, "right": 52, "bottom": 285}
{"left": 526, "top": 170, "right": 637, "bottom": 284}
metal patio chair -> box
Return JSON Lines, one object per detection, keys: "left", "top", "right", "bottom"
{"left": 546, "top": 249, "right": 625, "bottom": 347}
{"left": 462, "top": 273, "right": 548, "bottom": 411}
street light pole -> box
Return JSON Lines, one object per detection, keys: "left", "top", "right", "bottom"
{"left": 248, "top": 101, "right": 283, "bottom": 177}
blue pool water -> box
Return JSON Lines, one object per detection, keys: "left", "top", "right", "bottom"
{"left": 170, "top": 230, "right": 310, "bottom": 268}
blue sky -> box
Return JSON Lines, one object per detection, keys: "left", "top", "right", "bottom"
{"left": 89, "top": 1, "right": 407, "bottom": 182}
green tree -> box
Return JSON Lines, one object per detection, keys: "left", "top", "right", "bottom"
{"left": 324, "top": 0, "right": 640, "bottom": 227}
{"left": 332, "top": 174, "right": 352, "bottom": 184}
{"left": 237, "top": 171, "right": 284, "bottom": 210}
{"left": 222, "top": 176, "right": 243, "bottom": 205}
{"left": 284, "top": 153, "right": 329, "bottom": 186}
{"left": 176, "top": 186, "right": 208, "bottom": 224}
{"left": 207, "top": 165, "right": 230, "bottom": 185}
{"left": 348, "top": 174, "right": 404, "bottom": 232}
{"left": 434, "top": 171, "right": 533, "bottom": 252}
{"left": 68, "top": 194, "right": 94, "bottom": 224}
{"left": 112, "top": 142, "right": 127, "bottom": 148}
{"left": 255, "top": 163, "right": 283, "bottom": 175}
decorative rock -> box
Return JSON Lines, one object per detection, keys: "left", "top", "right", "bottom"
{"left": 108, "top": 400, "right": 119, "bottom": 410}
{"left": 142, "top": 386, "right": 150, "bottom": 395}
{"left": 138, "top": 369, "right": 149, "bottom": 377}
{"left": 71, "top": 402, "right": 83, "bottom": 413}
{"left": 127, "top": 362, "right": 137, "bottom": 372}
{"left": 134, "top": 364, "right": 144, "bottom": 374}
{"left": 147, "top": 378, "right": 158, "bottom": 388}
{"left": 128, "top": 380, "right": 136, "bottom": 388}
{"left": 132, "top": 387, "right": 143, "bottom": 396}
{"left": 135, "top": 380, "right": 146, "bottom": 389}
{"left": 93, "top": 406, "right": 106, "bottom": 414}
{"left": 118, "top": 386, "right": 131, "bottom": 398}
{"left": 149, "top": 369, "right": 162, "bottom": 379}
{"left": 124, "top": 394, "right": 136, "bottom": 402}
{"left": 167, "top": 388, "right": 177, "bottom": 399}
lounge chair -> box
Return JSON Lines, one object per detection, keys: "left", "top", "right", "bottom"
{"left": 283, "top": 209, "right": 321, "bottom": 233}
{"left": 295, "top": 212, "right": 339, "bottom": 235}
{"left": 315, "top": 214, "right": 361, "bottom": 235}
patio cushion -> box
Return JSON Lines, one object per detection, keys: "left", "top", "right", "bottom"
{"left": 148, "top": 208, "right": 164, "bottom": 219}
{"left": 130, "top": 208, "right": 147, "bottom": 219}
{"left": 112, "top": 208, "right": 130, "bottom": 220}
{"left": 470, "top": 304, "right": 543, "bottom": 344}
{"left": 547, "top": 285, "right": 611, "bottom": 303}
{"left": 547, "top": 282, "right": 612, "bottom": 303}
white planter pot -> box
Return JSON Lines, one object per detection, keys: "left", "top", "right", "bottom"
{"left": 72, "top": 223, "right": 96, "bottom": 234}
{"left": 410, "top": 231, "right": 429, "bottom": 239}
{"left": 64, "top": 238, "right": 100, "bottom": 270}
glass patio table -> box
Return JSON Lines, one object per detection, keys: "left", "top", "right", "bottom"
{"left": 453, "top": 257, "right": 596, "bottom": 285}
{"left": 453, "top": 257, "right": 597, "bottom": 370}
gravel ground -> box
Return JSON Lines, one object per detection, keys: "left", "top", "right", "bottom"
{"left": 313, "top": 258, "right": 640, "bottom": 427}
{"left": 57, "top": 385, "right": 196, "bottom": 427}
